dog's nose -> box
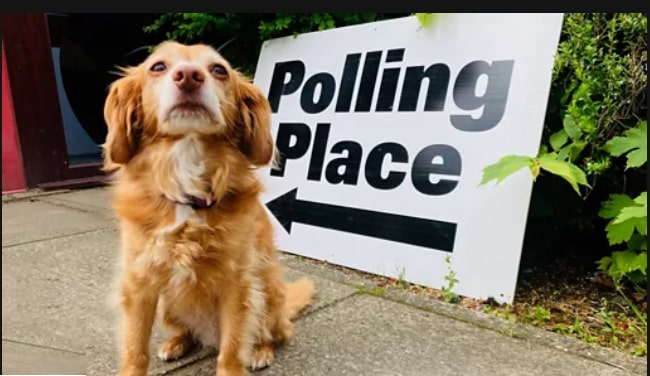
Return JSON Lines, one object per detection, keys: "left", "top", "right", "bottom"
{"left": 173, "top": 66, "right": 205, "bottom": 91}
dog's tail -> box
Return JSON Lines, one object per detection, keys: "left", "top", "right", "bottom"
{"left": 284, "top": 277, "right": 315, "bottom": 320}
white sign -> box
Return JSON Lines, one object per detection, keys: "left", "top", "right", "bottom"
{"left": 254, "top": 14, "right": 564, "bottom": 303}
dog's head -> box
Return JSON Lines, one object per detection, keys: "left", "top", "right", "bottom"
{"left": 102, "top": 41, "right": 273, "bottom": 170}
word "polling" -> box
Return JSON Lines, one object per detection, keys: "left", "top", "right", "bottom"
{"left": 266, "top": 48, "right": 515, "bottom": 196}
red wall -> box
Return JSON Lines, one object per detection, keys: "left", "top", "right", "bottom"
{"left": 2, "top": 42, "right": 27, "bottom": 193}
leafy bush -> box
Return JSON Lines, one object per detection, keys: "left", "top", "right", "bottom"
{"left": 599, "top": 123, "right": 647, "bottom": 275}
{"left": 547, "top": 13, "right": 646, "bottom": 178}
{"left": 142, "top": 13, "right": 407, "bottom": 75}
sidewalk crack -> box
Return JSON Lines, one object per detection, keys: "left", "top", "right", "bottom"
{"left": 2, "top": 338, "right": 85, "bottom": 356}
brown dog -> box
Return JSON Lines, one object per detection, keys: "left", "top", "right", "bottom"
{"left": 102, "top": 41, "right": 315, "bottom": 376}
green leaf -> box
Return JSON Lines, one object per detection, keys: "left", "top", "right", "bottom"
{"left": 415, "top": 13, "right": 437, "bottom": 28}
{"left": 604, "top": 121, "right": 647, "bottom": 168}
{"left": 539, "top": 144, "right": 549, "bottom": 155}
{"left": 479, "top": 155, "right": 533, "bottom": 186}
{"left": 537, "top": 154, "right": 590, "bottom": 195}
{"left": 615, "top": 205, "right": 647, "bottom": 224}
{"left": 598, "top": 194, "right": 635, "bottom": 219}
{"left": 634, "top": 216, "right": 647, "bottom": 236}
{"left": 605, "top": 219, "right": 637, "bottom": 245}
{"left": 627, "top": 233, "right": 647, "bottom": 251}
{"left": 626, "top": 149, "right": 647, "bottom": 168}
{"left": 568, "top": 141, "right": 587, "bottom": 161}
{"left": 597, "top": 256, "right": 613, "bottom": 271}
{"left": 605, "top": 136, "right": 640, "bottom": 157}
{"left": 568, "top": 164, "right": 589, "bottom": 186}
{"left": 612, "top": 251, "right": 646, "bottom": 275}
{"left": 633, "top": 192, "right": 647, "bottom": 206}
{"left": 605, "top": 122, "right": 646, "bottom": 157}
{"left": 611, "top": 192, "right": 647, "bottom": 231}
{"left": 563, "top": 114, "right": 583, "bottom": 141}
{"left": 550, "top": 129, "right": 569, "bottom": 151}
{"left": 635, "top": 252, "right": 647, "bottom": 275}
{"left": 557, "top": 146, "right": 571, "bottom": 162}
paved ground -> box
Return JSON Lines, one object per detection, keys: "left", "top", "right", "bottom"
{"left": 2, "top": 188, "right": 647, "bottom": 375}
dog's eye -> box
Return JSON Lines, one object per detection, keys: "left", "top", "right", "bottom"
{"left": 211, "top": 64, "right": 228, "bottom": 77}
{"left": 150, "top": 62, "right": 166, "bottom": 72}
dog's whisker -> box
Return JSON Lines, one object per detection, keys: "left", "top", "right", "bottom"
{"left": 123, "top": 45, "right": 155, "bottom": 57}
{"left": 216, "top": 37, "right": 237, "bottom": 53}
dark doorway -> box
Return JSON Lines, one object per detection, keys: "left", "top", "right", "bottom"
{"left": 3, "top": 13, "right": 170, "bottom": 189}
{"left": 46, "top": 13, "right": 163, "bottom": 165}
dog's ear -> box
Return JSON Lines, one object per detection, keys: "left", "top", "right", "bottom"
{"left": 234, "top": 74, "right": 274, "bottom": 166}
{"left": 102, "top": 69, "right": 143, "bottom": 170}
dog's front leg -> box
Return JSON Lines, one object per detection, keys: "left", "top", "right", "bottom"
{"left": 216, "top": 286, "right": 257, "bottom": 376}
{"left": 118, "top": 278, "right": 159, "bottom": 376}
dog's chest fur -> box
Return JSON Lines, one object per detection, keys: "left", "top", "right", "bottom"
{"left": 169, "top": 134, "right": 207, "bottom": 200}
{"left": 144, "top": 135, "right": 218, "bottom": 288}
{"left": 152, "top": 134, "right": 210, "bottom": 242}
{"left": 148, "top": 136, "right": 223, "bottom": 345}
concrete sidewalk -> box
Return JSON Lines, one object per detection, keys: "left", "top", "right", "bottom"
{"left": 2, "top": 188, "right": 647, "bottom": 376}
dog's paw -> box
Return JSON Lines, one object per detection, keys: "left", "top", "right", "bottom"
{"left": 250, "top": 344, "right": 275, "bottom": 370}
{"left": 157, "top": 334, "right": 194, "bottom": 361}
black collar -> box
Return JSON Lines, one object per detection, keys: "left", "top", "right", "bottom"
{"left": 164, "top": 194, "right": 216, "bottom": 210}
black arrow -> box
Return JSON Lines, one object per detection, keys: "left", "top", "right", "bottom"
{"left": 265, "top": 188, "right": 457, "bottom": 252}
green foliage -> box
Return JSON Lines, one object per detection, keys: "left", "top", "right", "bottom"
{"left": 142, "top": 13, "right": 406, "bottom": 76}
{"left": 480, "top": 155, "right": 533, "bottom": 186}
{"left": 492, "top": 305, "right": 517, "bottom": 324}
{"left": 530, "top": 306, "right": 552, "bottom": 325}
{"left": 396, "top": 266, "right": 410, "bottom": 289}
{"left": 598, "top": 250, "right": 647, "bottom": 284}
{"left": 536, "top": 153, "right": 590, "bottom": 195}
{"left": 550, "top": 13, "right": 647, "bottom": 179}
{"left": 596, "top": 138, "right": 647, "bottom": 297}
{"left": 596, "top": 139, "right": 647, "bottom": 329}
{"left": 597, "top": 309, "right": 626, "bottom": 344}
{"left": 479, "top": 153, "right": 589, "bottom": 195}
{"left": 597, "top": 190, "right": 647, "bottom": 291}
{"left": 604, "top": 121, "right": 647, "bottom": 169}
{"left": 599, "top": 193, "right": 647, "bottom": 245}
{"left": 517, "top": 305, "right": 553, "bottom": 326}
{"left": 415, "top": 13, "right": 438, "bottom": 29}
{"left": 441, "top": 255, "right": 459, "bottom": 303}
{"left": 357, "top": 286, "right": 387, "bottom": 297}
{"left": 258, "top": 13, "right": 386, "bottom": 40}
{"left": 143, "top": 13, "right": 403, "bottom": 42}
{"left": 142, "top": 13, "right": 249, "bottom": 43}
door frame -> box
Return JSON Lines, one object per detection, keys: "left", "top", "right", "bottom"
{"left": 2, "top": 13, "right": 106, "bottom": 190}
